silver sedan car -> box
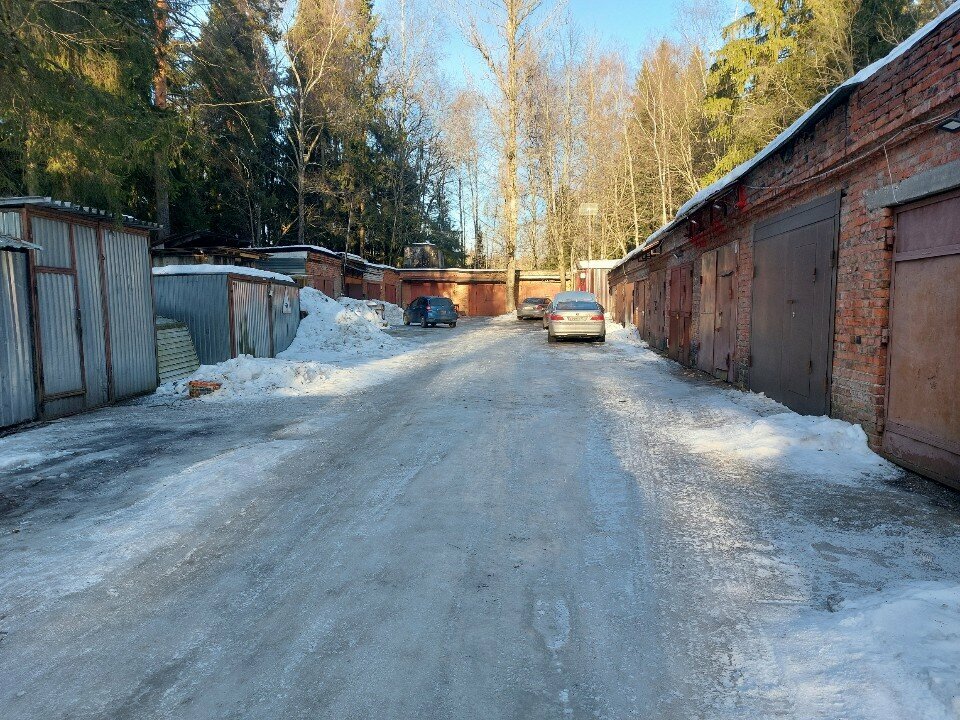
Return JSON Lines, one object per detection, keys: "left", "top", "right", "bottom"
{"left": 546, "top": 291, "right": 606, "bottom": 343}
{"left": 517, "top": 296, "right": 551, "bottom": 320}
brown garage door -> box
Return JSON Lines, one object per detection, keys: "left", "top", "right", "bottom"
{"left": 884, "top": 189, "right": 960, "bottom": 488}
{"left": 668, "top": 264, "right": 692, "bottom": 364}
{"left": 698, "top": 243, "right": 738, "bottom": 382}
{"left": 649, "top": 269, "right": 667, "bottom": 350}
{"left": 750, "top": 193, "right": 839, "bottom": 416}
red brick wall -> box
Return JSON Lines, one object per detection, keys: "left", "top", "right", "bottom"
{"left": 609, "top": 12, "right": 960, "bottom": 447}
{"left": 304, "top": 255, "right": 343, "bottom": 298}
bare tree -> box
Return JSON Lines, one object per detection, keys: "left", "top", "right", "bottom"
{"left": 462, "top": 0, "right": 548, "bottom": 311}
{"left": 277, "top": 0, "right": 352, "bottom": 245}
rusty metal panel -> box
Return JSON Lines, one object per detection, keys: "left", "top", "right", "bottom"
{"left": 0, "top": 249, "right": 36, "bottom": 427}
{"left": 73, "top": 224, "right": 108, "bottom": 407}
{"left": 750, "top": 192, "right": 839, "bottom": 415}
{"left": 270, "top": 283, "right": 301, "bottom": 355}
{"left": 714, "top": 244, "right": 738, "bottom": 381}
{"left": 0, "top": 210, "right": 23, "bottom": 239}
{"left": 103, "top": 230, "right": 158, "bottom": 399}
{"left": 35, "top": 271, "right": 85, "bottom": 398}
{"left": 231, "top": 279, "right": 271, "bottom": 357}
{"left": 698, "top": 251, "right": 717, "bottom": 373}
{"left": 29, "top": 216, "right": 73, "bottom": 268}
{"left": 884, "top": 190, "right": 960, "bottom": 488}
{"left": 668, "top": 264, "right": 692, "bottom": 364}
{"left": 648, "top": 270, "right": 667, "bottom": 349}
{"left": 153, "top": 274, "right": 231, "bottom": 364}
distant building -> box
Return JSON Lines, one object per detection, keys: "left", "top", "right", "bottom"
{"left": 403, "top": 242, "right": 445, "bottom": 269}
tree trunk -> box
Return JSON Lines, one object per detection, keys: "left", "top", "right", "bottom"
{"left": 153, "top": 0, "right": 171, "bottom": 241}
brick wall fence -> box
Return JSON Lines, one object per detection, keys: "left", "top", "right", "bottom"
{"left": 609, "top": 10, "right": 960, "bottom": 451}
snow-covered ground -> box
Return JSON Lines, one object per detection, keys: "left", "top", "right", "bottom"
{"left": 604, "top": 323, "right": 960, "bottom": 720}
{"left": 1, "top": 317, "right": 958, "bottom": 719}
{"left": 155, "top": 289, "right": 416, "bottom": 400}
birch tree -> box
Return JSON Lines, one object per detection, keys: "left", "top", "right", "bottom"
{"left": 464, "top": 0, "right": 546, "bottom": 311}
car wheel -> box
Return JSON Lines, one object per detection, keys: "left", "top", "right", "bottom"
{"left": 450, "top": 322, "right": 457, "bottom": 328}
{"left": 421, "top": 317, "right": 428, "bottom": 328}
{"left": 548, "top": 332, "right": 557, "bottom": 343}
{"left": 403, "top": 314, "right": 410, "bottom": 326}
{"left": 596, "top": 335, "right": 606, "bottom": 343}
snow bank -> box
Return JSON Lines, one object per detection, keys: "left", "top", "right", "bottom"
{"left": 685, "top": 410, "right": 892, "bottom": 475}
{"left": 282, "top": 289, "right": 409, "bottom": 361}
{"left": 152, "top": 264, "right": 294, "bottom": 284}
{"left": 602, "top": 320, "right": 893, "bottom": 479}
{"left": 156, "top": 288, "right": 411, "bottom": 399}
{"left": 605, "top": 323, "right": 657, "bottom": 358}
{"left": 779, "top": 582, "right": 960, "bottom": 719}
{"left": 685, "top": 411, "right": 894, "bottom": 479}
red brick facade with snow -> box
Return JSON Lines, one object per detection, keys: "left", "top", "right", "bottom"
{"left": 609, "top": 11, "right": 960, "bottom": 471}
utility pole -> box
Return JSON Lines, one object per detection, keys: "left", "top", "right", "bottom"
{"left": 579, "top": 202, "right": 599, "bottom": 262}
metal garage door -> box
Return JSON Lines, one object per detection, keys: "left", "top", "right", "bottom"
{"left": 668, "top": 264, "right": 692, "bottom": 364}
{"left": 883, "top": 189, "right": 960, "bottom": 488}
{"left": 648, "top": 270, "right": 667, "bottom": 350}
{"left": 698, "top": 243, "right": 738, "bottom": 382}
{"left": 751, "top": 193, "right": 839, "bottom": 415}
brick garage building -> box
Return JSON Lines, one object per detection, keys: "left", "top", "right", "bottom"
{"left": 398, "top": 269, "right": 564, "bottom": 316}
{"left": 255, "top": 245, "right": 343, "bottom": 297}
{"left": 609, "top": 5, "right": 960, "bottom": 487}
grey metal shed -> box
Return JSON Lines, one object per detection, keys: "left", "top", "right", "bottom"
{"left": 152, "top": 266, "right": 301, "bottom": 365}
{"left": 0, "top": 197, "right": 159, "bottom": 429}
{"left": 0, "top": 235, "right": 39, "bottom": 427}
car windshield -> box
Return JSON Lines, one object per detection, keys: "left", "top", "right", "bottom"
{"left": 522, "top": 297, "right": 548, "bottom": 304}
{"left": 555, "top": 301, "right": 601, "bottom": 311}
{"left": 428, "top": 298, "right": 453, "bottom": 307}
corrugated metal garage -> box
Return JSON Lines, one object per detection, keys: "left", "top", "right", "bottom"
{"left": 0, "top": 235, "right": 38, "bottom": 427}
{"left": 153, "top": 266, "right": 300, "bottom": 365}
{"left": 0, "top": 198, "right": 159, "bottom": 429}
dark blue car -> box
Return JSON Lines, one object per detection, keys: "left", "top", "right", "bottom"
{"left": 403, "top": 296, "right": 458, "bottom": 328}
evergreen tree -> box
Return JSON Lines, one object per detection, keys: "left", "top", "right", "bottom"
{"left": 187, "top": 0, "right": 282, "bottom": 245}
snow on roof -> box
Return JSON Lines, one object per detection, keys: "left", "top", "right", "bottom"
{"left": 612, "top": 0, "right": 960, "bottom": 271}
{"left": 577, "top": 259, "right": 621, "bottom": 269}
{"left": 152, "top": 264, "right": 296, "bottom": 284}
{"left": 258, "top": 244, "right": 339, "bottom": 257}
{"left": 395, "top": 266, "right": 502, "bottom": 272}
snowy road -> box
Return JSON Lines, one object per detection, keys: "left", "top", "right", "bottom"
{"left": 2, "top": 318, "right": 960, "bottom": 719}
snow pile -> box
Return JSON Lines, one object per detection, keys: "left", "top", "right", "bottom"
{"left": 684, "top": 411, "right": 895, "bottom": 478}
{"left": 779, "top": 582, "right": 960, "bottom": 719}
{"left": 605, "top": 322, "right": 654, "bottom": 355}
{"left": 281, "top": 289, "right": 409, "bottom": 360}
{"left": 335, "top": 295, "right": 405, "bottom": 328}
{"left": 157, "top": 288, "right": 411, "bottom": 399}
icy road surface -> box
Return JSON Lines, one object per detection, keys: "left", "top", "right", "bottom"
{"left": 2, "top": 318, "right": 959, "bottom": 719}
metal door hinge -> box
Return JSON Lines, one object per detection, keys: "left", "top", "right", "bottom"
{"left": 880, "top": 328, "right": 889, "bottom": 345}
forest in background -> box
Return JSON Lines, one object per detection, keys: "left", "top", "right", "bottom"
{"left": 0, "top": 0, "right": 948, "bottom": 271}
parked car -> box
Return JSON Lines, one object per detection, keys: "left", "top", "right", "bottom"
{"left": 517, "top": 296, "right": 552, "bottom": 320}
{"left": 546, "top": 291, "right": 605, "bottom": 343}
{"left": 542, "top": 300, "right": 553, "bottom": 329}
{"left": 404, "top": 296, "right": 458, "bottom": 328}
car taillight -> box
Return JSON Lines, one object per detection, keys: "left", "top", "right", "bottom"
{"left": 425, "top": 304, "right": 431, "bottom": 312}
{"left": 590, "top": 314, "right": 604, "bottom": 321}
{"left": 549, "top": 313, "right": 564, "bottom": 321}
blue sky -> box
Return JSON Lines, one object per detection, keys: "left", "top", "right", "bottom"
{"left": 567, "top": 0, "right": 679, "bottom": 47}
{"left": 426, "top": 0, "right": 729, "bottom": 88}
